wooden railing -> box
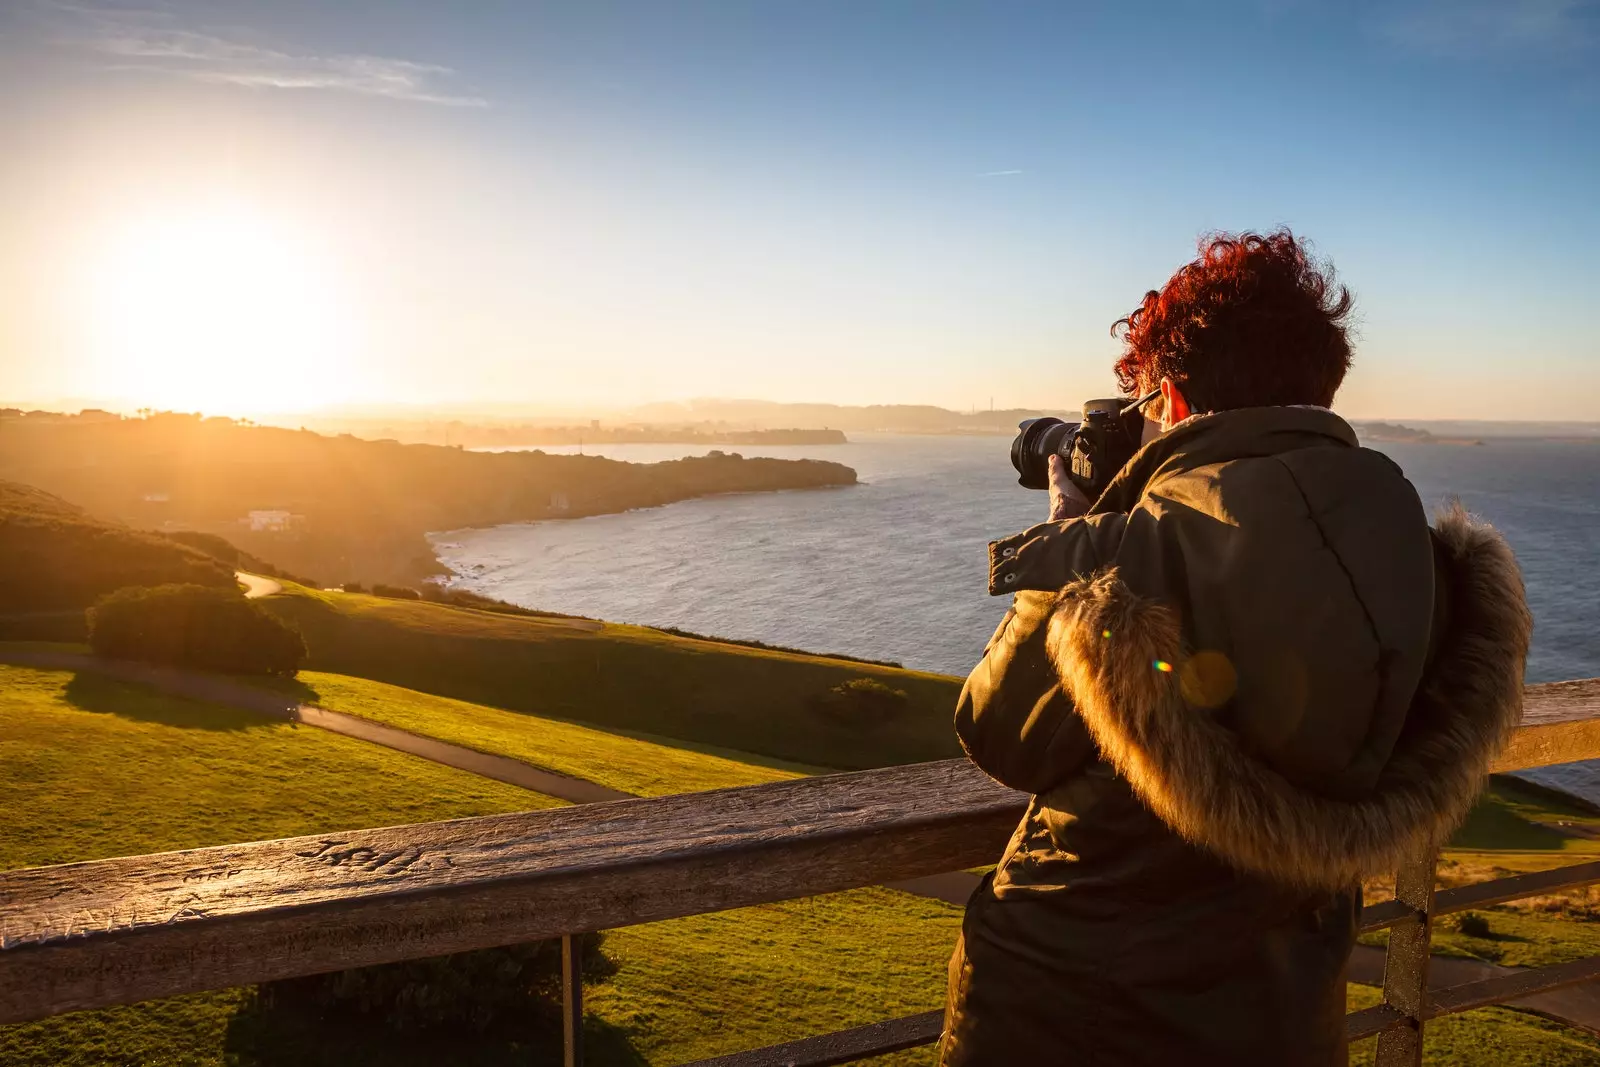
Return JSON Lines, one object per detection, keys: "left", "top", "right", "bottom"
{"left": 2, "top": 677, "right": 1598, "bottom": 1066}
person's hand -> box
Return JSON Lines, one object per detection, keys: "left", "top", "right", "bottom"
{"left": 1048, "top": 454, "right": 1092, "bottom": 521}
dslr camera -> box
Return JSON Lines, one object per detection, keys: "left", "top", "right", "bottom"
{"left": 1010, "top": 388, "right": 1160, "bottom": 499}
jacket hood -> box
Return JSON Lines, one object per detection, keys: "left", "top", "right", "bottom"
{"left": 1043, "top": 504, "right": 1531, "bottom": 890}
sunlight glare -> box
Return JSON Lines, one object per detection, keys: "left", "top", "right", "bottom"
{"left": 87, "top": 204, "right": 358, "bottom": 414}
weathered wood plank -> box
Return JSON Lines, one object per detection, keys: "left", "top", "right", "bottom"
{"left": 0, "top": 759, "right": 1025, "bottom": 1024}
{"left": 1493, "top": 679, "right": 1600, "bottom": 772}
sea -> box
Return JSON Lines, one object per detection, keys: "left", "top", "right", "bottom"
{"left": 431, "top": 432, "right": 1600, "bottom": 802}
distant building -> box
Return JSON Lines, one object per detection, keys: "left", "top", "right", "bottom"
{"left": 244, "top": 510, "right": 303, "bottom": 532}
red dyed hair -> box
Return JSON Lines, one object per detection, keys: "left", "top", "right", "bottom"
{"left": 1112, "top": 230, "right": 1353, "bottom": 413}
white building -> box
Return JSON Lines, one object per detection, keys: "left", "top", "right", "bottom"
{"left": 245, "top": 509, "right": 300, "bottom": 532}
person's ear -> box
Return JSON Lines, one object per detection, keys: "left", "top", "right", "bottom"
{"left": 1160, "top": 378, "right": 1191, "bottom": 431}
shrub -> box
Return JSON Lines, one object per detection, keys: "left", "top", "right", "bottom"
{"left": 342, "top": 582, "right": 367, "bottom": 593}
{"left": 1443, "top": 912, "right": 1493, "bottom": 938}
{"left": 370, "top": 583, "right": 422, "bottom": 600}
{"left": 260, "top": 934, "right": 614, "bottom": 1034}
{"left": 814, "top": 676, "right": 910, "bottom": 725}
{"left": 89, "top": 584, "right": 306, "bottom": 677}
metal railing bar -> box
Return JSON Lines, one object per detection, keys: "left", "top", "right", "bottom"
{"left": 1427, "top": 956, "right": 1600, "bottom": 1019}
{"left": 1346, "top": 1003, "right": 1407, "bottom": 1041}
{"left": 684, "top": 1010, "right": 944, "bottom": 1067}
{"left": 1359, "top": 859, "right": 1600, "bottom": 933}
{"left": 1359, "top": 900, "right": 1412, "bottom": 932}
{"left": 1432, "top": 860, "right": 1600, "bottom": 916}
{"left": 562, "top": 933, "right": 584, "bottom": 1067}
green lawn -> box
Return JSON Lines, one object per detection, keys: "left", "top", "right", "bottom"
{"left": 0, "top": 661, "right": 966, "bottom": 1066}
{"left": 255, "top": 584, "right": 964, "bottom": 771}
{"left": 283, "top": 671, "right": 817, "bottom": 796}
{"left": 0, "top": 662, "right": 565, "bottom": 1066}
{"left": 0, "top": 663, "right": 557, "bottom": 871}
{"left": 7, "top": 645, "right": 1600, "bottom": 1066}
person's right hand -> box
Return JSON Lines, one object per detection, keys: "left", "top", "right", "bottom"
{"left": 1048, "top": 454, "right": 1092, "bottom": 522}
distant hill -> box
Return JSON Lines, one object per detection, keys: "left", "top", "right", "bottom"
{"left": 0, "top": 479, "right": 236, "bottom": 614}
{"left": 626, "top": 398, "right": 1076, "bottom": 435}
{"left": 0, "top": 410, "right": 858, "bottom": 587}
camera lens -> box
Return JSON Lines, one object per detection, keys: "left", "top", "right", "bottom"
{"left": 1010, "top": 417, "right": 1075, "bottom": 490}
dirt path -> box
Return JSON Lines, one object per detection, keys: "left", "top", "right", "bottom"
{"left": 0, "top": 648, "right": 626, "bottom": 804}
{"left": 236, "top": 571, "right": 282, "bottom": 599}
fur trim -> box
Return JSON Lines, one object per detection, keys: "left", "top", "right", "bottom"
{"left": 1044, "top": 505, "right": 1531, "bottom": 890}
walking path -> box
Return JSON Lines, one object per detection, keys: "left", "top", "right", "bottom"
{"left": 0, "top": 648, "right": 627, "bottom": 804}
{"left": 7, "top": 645, "right": 1600, "bottom": 1034}
{"left": 236, "top": 572, "right": 282, "bottom": 599}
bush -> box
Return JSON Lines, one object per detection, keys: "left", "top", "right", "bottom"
{"left": 1442, "top": 911, "right": 1493, "bottom": 938}
{"left": 370, "top": 583, "right": 422, "bottom": 600}
{"left": 814, "top": 676, "right": 910, "bottom": 725}
{"left": 260, "top": 934, "right": 614, "bottom": 1034}
{"left": 89, "top": 584, "right": 306, "bottom": 677}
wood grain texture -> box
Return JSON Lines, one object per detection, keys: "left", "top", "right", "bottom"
{"left": 1492, "top": 679, "right": 1600, "bottom": 772}
{"left": 0, "top": 759, "right": 1024, "bottom": 1024}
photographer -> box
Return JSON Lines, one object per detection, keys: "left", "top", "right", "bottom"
{"left": 939, "top": 231, "right": 1531, "bottom": 1065}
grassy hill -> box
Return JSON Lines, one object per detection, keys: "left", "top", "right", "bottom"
{"left": 0, "top": 480, "right": 236, "bottom": 629}
{"left": 6, "top": 653, "right": 1600, "bottom": 1065}
{"left": 255, "top": 583, "right": 964, "bottom": 771}
{"left": 0, "top": 659, "right": 968, "bottom": 1067}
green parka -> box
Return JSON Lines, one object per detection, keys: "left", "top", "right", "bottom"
{"left": 939, "top": 406, "right": 1530, "bottom": 1066}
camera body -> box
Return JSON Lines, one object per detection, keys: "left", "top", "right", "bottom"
{"left": 1010, "top": 392, "right": 1157, "bottom": 499}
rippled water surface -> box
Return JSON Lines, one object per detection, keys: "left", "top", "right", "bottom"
{"left": 434, "top": 433, "right": 1599, "bottom": 681}
{"left": 434, "top": 432, "right": 1600, "bottom": 800}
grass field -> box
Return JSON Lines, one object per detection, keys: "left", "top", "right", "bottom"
{"left": 0, "top": 661, "right": 969, "bottom": 1066}
{"left": 0, "top": 663, "right": 557, "bottom": 871}
{"left": 284, "top": 671, "right": 817, "bottom": 796}
{"left": 255, "top": 584, "right": 963, "bottom": 771}
{"left": 0, "top": 662, "right": 564, "bottom": 1066}
{"left": 7, "top": 627, "right": 1600, "bottom": 1064}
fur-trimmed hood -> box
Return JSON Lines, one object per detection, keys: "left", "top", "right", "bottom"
{"left": 1044, "top": 505, "right": 1531, "bottom": 890}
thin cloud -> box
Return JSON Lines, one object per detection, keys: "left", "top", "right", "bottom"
{"left": 1379, "top": 0, "right": 1596, "bottom": 57}
{"left": 980, "top": 169, "right": 1025, "bottom": 177}
{"left": 35, "top": 1, "right": 487, "bottom": 106}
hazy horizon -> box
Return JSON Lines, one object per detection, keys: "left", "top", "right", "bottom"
{"left": 2, "top": 1, "right": 1596, "bottom": 421}
{"left": 7, "top": 394, "right": 1600, "bottom": 435}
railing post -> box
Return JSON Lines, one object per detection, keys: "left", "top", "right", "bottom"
{"left": 1374, "top": 846, "right": 1438, "bottom": 1066}
{"left": 562, "top": 933, "right": 584, "bottom": 1067}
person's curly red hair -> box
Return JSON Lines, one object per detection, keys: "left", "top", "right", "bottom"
{"left": 1112, "top": 230, "right": 1353, "bottom": 413}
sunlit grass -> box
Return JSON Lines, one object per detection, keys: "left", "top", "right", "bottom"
{"left": 286, "top": 670, "right": 818, "bottom": 796}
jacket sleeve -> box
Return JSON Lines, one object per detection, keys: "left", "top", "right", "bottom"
{"left": 955, "top": 511, "right": 1128, "bottom": 793}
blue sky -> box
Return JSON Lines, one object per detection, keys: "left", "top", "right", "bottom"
{"left": 1, "top": 1, "right": 1595, "bottom": 418}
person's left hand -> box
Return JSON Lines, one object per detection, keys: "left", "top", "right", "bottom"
{"left": 1048, "top": 454, "right": 1092, "bottom": 521}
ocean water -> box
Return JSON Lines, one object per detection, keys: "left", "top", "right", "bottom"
{"left": 432, "top": 433, "right": 1600, "bottom": 798}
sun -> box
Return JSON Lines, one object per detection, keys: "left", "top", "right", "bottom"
{"left": 87, "top": 204, "right": 358, "bottom": 415}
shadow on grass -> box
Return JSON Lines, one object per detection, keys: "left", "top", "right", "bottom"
{"left": 61, "top": 671, "right": 269, "bottom": 732}
{"left": 1449, "top": 788, "right": 1580, "bottom": 852}
{"left": 221, "top": 995, "right": 647, "bottom": 1067}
